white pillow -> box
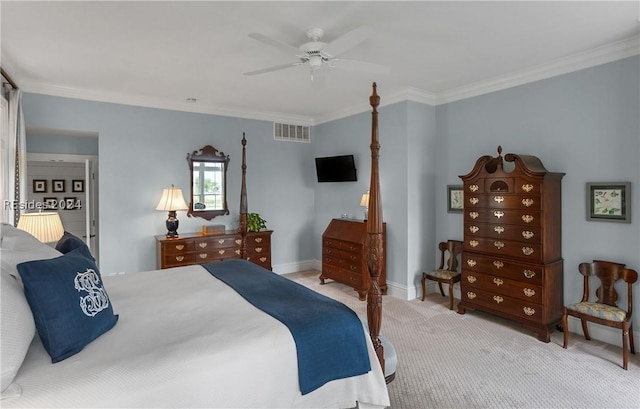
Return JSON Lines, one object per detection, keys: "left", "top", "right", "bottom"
{"left": 0, "top": 224, "right": 62, "bottom": 393}
{"left": 1, "top": 271, "right": 36, "bottom": 393}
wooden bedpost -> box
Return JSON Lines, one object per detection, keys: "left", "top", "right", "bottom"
{"left": 239, "top": 132, "right": 248, "bottom": 258}
{"left": 366, "top": 82, "right": 385, "bottom": 374}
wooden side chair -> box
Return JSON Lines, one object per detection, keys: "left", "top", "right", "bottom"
{"left": 562, "top": 260, "right": 637, "bottom": 370}
{"left": 421, "top": 240, "right": 463, "bottom": 310}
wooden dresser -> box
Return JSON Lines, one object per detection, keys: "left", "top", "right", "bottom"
{"left": 457, "top": 146, "right": 564, "bottom": 342}
{"left": 320, "top": 218, "right": 386, "bottom": 300}
{"left": 156, "top": 230, "right": 272, "bottom": 271}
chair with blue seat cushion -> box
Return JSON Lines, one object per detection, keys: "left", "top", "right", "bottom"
{"left": 562, "top": 260, "right": 637, "bottom": 370}
{"left": 421, "top": 240, "right": 463, "bottom": 310}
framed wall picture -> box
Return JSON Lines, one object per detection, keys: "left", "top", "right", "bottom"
{"left": 52, "top": 179, "right": 66, "bottom": 193}
{"left": 586, "top": 182, "right": 631, "bottom": 223}
{"left": 43, "top": 197, "right": 58, "bottom": 210}
{"left": 33, "top": 179, "right": 47, "bottom": 193}
{"left": 72, "top": 179, "right": 84, "bottom": 193}
{"left": 64, "top": 197, "right": 79, "bottom": 210}
{"left": 447, "top": 185, "right": 464, "bottom": 213}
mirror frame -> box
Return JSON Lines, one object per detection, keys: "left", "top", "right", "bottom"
{"left": 186, "top": 145, "right": 230, "bottom": 220}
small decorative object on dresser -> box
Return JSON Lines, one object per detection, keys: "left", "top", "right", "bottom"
{"left": 320, "top": 218, "right": 386, "bottom": 300}
{"left": 457, "top": 146, "right": 565, "bottom": 342}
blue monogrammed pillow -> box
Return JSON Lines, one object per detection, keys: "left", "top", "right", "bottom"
{"left": 16, "top": 247, "right": 118, "bottom": 363}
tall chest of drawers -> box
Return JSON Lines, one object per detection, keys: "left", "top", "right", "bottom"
{"left": 156, "top": 230, "right": 273, "bottom": 271}
{"left": 320, "top": 218, "right": 386, "bottom": 301}
{"left": 457, "top": 147, "right": 564, "bottom": 342}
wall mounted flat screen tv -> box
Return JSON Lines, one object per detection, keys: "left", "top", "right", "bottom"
{"left": 315, "top": 154, "right": 357, "bottom": 182}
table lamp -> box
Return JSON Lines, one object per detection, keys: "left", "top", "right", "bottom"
{"left": 17, "top": 211, "right": 64, "bottom": 243}
{"left": 156, "top": 184, "right": 188, "bottom": 238}
{"left": 360, "top": 190, "right": 370, "bottom": 220}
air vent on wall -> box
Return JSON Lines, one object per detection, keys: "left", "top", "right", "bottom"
{"left": 274, "top": 122, "right": 310, "bottom": 143}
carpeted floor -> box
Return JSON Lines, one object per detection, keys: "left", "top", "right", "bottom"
{"left": 285, "top": 270, "right": 640, "bottom": 409}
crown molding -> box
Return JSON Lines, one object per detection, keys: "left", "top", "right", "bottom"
{"left": 17, "top": 79, "right": 315, "bottom": 126}
{"left": 11, "top": 35, "right": 639, "bottom": 125}
{"left": 436, "top": 35, "right": 640, "bottom": 105}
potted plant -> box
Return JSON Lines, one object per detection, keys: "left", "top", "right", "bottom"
{"left": 246, "top": 212, "right": 267, "bottom": 232}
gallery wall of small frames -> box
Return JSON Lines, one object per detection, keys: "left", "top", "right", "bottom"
{"left": 32, "top": 179, "right": 84, "bottom": 210}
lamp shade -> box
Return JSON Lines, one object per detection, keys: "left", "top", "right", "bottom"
{"left": 17, "top": 212, "right": 65, "bottom": 243}
{"left": 155, "top": 185, "right": 188, "bottom": 211}
{"left": 360, "top": 191, "right": 370, "bottom": 207}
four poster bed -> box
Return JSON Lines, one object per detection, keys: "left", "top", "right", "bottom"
{"left": 0, "top": 84, "right": 390, "bottom": 408}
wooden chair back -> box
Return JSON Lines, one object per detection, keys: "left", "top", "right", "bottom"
{"left": 578, "top": 260, "right": 638, "bottom": 310}
{"left": 438, "top": 240, "right": 463, "bottom": 272}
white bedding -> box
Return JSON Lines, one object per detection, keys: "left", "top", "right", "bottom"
{"left": 3, "top": 264, "right": 390, "bottom": 408}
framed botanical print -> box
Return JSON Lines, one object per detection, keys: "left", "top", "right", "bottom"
{"left": 447, "top": 185, "right": 464, "bottom": 213}
{"left": 586, "top": 182, "right": 630, "bottom": 223}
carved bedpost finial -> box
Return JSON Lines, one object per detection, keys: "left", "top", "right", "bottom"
{"left": 370, "top": 82, "right": 380, "bottom": 112}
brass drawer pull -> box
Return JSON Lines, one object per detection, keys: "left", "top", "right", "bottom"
{"left": 175, "top": 244, "right": 184, "bottom": 251}
{"left": 493, "top": 211, "right": 504, "bottom": 219}
{"left": 522, "top": 231, "right": 534, "bottom": 239}
{"left": 235, "top": 249, "right": 241, "bottom": 255}
{"left": 467, "top": 259, "right": 477, "bottom": 267}
{"left": 522, "top": 184, "right": 534, "bottom": 192}
{"left": 522, "top": 247, "right": 534, "bottom": 256}
{"left": 469, "top": 240, "right": 479, "bottom": 248}
{"left": 469, "top": 197, "right": 479, "bottom": 205}
{"left": 235, "top": 239, "right": 241, "bottom": 245}
{"left": 218, "top": 250, "right": 225, "bottom": 255}
{"left": 493, "top": 278, "right": 503, "bottom": 286}
{"left": 350, "top": 246, "right": 357, "bottom": 251}
{"left": 522, "top": 198, "right": 534, "bottom": 207}
{"left": 254, "top": 237, "right": 262, "bottom": 243}
{"left": 494, "top": 196, "right": 504, "bottom": 203}
{"left": 469, "top": 225, "right": 479, "bottom": 233}
{"left": 175, "top": 256, "right": 184, "bottom": 262}
{"left": 255, "top": 247, "right": 262, "bottom": 253}
{"left": 523, "top": 269, "right": 536, "bottom": 279}
{"left": 350, "top": 266, "right": 358, "bottom": 271}
{"left": 467, "top": 275, "right": 477, "bottom": 283}
{"left": 494, "top": 241, "right": 504, "bottom": 249}
{"left": 469, "top": 211, "right": 479, "bottom": 219}
{"left": 494, "top": 226, "right": 504, "bottom": 234}
{"left": 469, "top": 184, "right": 479, "bottom": 192}
{"left": 493, "top": 296, "right": 504, "bottom": 304}
{"left": 523, "top": 307, "right": 536, "bottom": 316}
{"left": 493, "top": 260, "right": 504, "bottom": 269}
{"left": 523, "top": 288, "right": 535, "bottom": 297}
{"left": 467, "top": 292, "right": 477, "bottom": 300}
{"left": 522, "top": 215, "right": 534, "bottom": 223}
{"left": 199, "top": 253, "right": 207, "bottom": 259}
{"left": 200, "top": 242, "right": 208, "bottom": 248}
{"left": 260, "top": 257, "right": 267, "bottom": 263}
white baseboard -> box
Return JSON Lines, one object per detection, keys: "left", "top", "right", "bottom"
{"left": 273, "top": 259, "right": 321, "bottom": 275}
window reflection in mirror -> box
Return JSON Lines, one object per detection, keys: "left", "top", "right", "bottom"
{"left": 187, "top": 145, "right": 230, "bottom": 220}
{"left": 192, "top": 161, "right": 224, "bottom": 211}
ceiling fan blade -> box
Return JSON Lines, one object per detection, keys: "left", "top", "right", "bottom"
{"left": 248, "top": 33, "right": 300, "bottom": 55}
{"left": 331, "top": 59, "right": 391, "bottom": 75}
{"left": 321, "top": 25, "right": 374, "bottom": 58}
{"left": 243, "top": 62, "right": 302, "bottom": 76}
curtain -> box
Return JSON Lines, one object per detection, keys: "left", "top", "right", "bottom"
{"left": 1, "top": 88, "right": 26, "bottom": 225}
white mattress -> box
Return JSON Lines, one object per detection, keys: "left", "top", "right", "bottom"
{"left": 3, "top": 265, "right": 389, "bottom": 408}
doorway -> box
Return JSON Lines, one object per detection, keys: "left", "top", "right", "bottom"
{"left": 26, "top": 153, "right": 99, "bottom": 263}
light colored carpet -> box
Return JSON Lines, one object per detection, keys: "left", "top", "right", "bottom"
{"left": 285, "top": 270, "right": 640, "bottom": 409}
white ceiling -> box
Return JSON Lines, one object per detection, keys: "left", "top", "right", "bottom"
{"left": 1, "top": 1, "right": 638, "bottom": 125}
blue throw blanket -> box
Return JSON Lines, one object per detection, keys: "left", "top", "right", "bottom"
{"left": 203, "top": 259, "right": 371, "bottom": 395}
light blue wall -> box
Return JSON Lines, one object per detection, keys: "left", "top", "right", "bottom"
{"left": 21, "top": 95, "right": 316, "bottom": 274}
{"left": 22, "top": 56, "right": 639, "bottom": 329}
{"left": 435, "top": 55, "right": 640, "bottom": 329}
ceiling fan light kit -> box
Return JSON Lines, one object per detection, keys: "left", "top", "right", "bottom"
{"left": 244, "top": 25, "right": 390, "bottom": 80}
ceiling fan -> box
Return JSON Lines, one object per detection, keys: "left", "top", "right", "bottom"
{"left": 243, "top": 25, "right": 390, "bottom": 80}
